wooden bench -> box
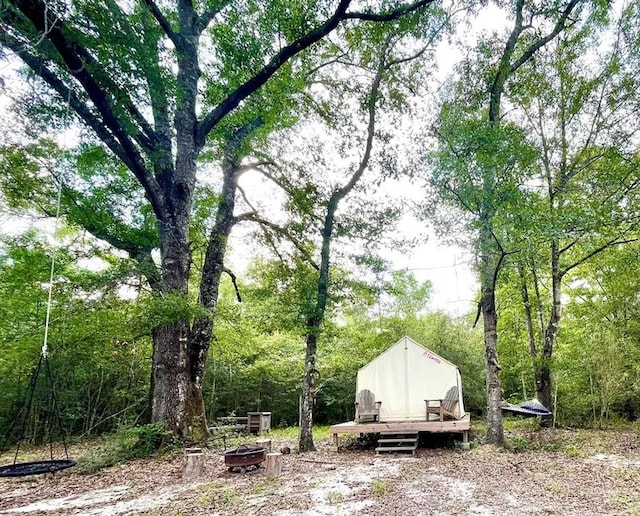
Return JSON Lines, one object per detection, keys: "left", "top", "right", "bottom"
{"left": 426, "top": 386, "right": 460, "bottom": 421}
{"left": 355, "top": 389, "right": 381, "bottom": 423}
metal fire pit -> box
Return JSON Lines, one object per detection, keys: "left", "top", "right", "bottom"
{"left": 224, "top": 445, "right": 266, "bottom": 473}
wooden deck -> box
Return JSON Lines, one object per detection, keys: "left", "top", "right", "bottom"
{"left": 329, "top": 414, "right": 471, "bottom": 451}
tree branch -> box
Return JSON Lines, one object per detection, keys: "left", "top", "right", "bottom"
{"left": 196, "top": 0, "right": 436, "bottom": 147}
{"left": 509, "top": 0, "right": 582, "bottom": 74}
{"left": 223, "top": 267, "right": 242, "bottom": 302}
{"left": 333, "top": 35, "right": 390, "bottom": 202}
{"left": 140, "top": 0, "right": 182, "bottom": 50}
{"left": 196, "top": 0, "right": 352, "bottom": 146}
{"left": 344, "top": 0, "right": 435, "bottom": 21}
{"left": 560, "top": 237, "right": 639, "bottom": 278}
{"left": 9, "top": 0, "right": 167, "bottom": 219}
{"left": 197, "top": 0, "right": 232, "bottom": 32}
{"left": 233, "top": 212, "right": 320, "bottom": 270}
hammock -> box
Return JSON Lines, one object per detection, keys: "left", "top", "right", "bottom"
{"left": 501, "top": 398, "right": 552, "bottom": 417}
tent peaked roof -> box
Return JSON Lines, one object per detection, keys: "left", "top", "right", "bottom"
{"left": 360, "top": 335, "right": 458, "bottom": 372}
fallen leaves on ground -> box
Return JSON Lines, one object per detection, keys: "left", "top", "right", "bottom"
{"left": 1, "top": 428, "right": 639, "bottom": 515}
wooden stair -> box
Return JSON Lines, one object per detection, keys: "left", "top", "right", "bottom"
{"left": 375, "top": 431, "right": 418, "bottom": 455}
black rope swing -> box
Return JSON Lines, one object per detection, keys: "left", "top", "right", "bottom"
{"left": 0, "top": 178, "right": 76, "bottom": 478}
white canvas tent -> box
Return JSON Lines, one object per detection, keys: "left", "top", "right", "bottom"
{"left": 356, "top": 336, "right": 465, "bottom": 422}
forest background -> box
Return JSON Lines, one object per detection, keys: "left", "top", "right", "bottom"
{"left": 1, "top": 0, "right": 640, "bottom": 453}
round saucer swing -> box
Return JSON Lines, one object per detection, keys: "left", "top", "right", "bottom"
{"left": 0, "top": 460, "right": 76, "bottom": 478}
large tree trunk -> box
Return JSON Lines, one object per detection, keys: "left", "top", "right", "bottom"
{"left": 150, "top": 217, "right": 194, "bottom": 435}
{"left": 150, "top": 321, "right": 191, "bottom": 434}
{"left": 148, "top": 9, "right": 208, "bottom": 438}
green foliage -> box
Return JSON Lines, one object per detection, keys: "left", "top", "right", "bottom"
{"left": 2, "top": 0, "right": 640, "bottom": 445}
{"left": 0, "top": 232, "right": 151, "bottom": 445}
{"left": 75, "top": 423, "right": 176, "bottom": 474}
{"left": 136, "top": 292, "right": 208, "bottom": 330}
{"left": 371, "top": 478, "right": 389, "bottom": 496}
{"left": 380, "top": 270, "right": 432, "bottom": 318}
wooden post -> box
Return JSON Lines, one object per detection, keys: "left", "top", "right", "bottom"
{"left": 183, "top": 447, "right": 204, "bottom": 480}
{"left": 256, "top": 439, "right": 272, "bottom": 452}
{"left": 331, "top": 433, "right": 339, "bottom": 452}
{"left": 461, "top": 431, "right": 470, "bottom": 450}
{"left": 265, "top": 452, "right": 282, "bottom": 477}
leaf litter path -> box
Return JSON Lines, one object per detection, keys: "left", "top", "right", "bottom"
{"left": 1, "top": 429, "right": 640, "bottom": 515}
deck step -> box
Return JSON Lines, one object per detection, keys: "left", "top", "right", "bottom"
{"left": 377, "top": 438, "right": 418, "bottom": 444}
{"left": 375, "top": 445, "right": 417, "bottom": 455}
{"left": 376, "top": 431, "right": 419, "bottom": 455}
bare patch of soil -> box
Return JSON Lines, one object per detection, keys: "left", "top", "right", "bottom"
{"left": 1, "top": 429, "right": 640, "bottom": 515}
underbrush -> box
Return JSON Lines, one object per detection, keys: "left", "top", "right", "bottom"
{"left": 498, "top": 418, "right": 640, "bottom": 455}
{"left": 267, "top": 425, "right": 331, "bottom": 441}
{"left": 75, "top": 423, "right": 178, "bottom": 474}
{"left": 74, "top": 423, "right": 333, "bottom": 466}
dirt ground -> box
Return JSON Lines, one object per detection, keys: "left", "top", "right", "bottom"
{"left": 1, "top": 427, "right": 640, "bottom": 515}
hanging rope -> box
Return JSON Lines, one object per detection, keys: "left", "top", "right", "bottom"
{"left": 0, "top": 91, "right": 75, "bottom": 477}
{"left": 42, "top": 175, "right": 63, "bottom": 359}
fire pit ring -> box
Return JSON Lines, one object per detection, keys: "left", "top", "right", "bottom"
{"left": 224, "top": 445, "right": 266, "bottom": 473}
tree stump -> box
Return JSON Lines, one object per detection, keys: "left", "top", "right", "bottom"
{"left": 183, "top": 447, "right": 204, "bottom": 480}
{"left": 265, "top": 452, "right": 282, "bottom": 477}
{"left": 256, "top": 439, "right": 272, "bottom": 452}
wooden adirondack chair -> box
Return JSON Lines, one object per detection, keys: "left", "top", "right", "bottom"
{"left": 425, "top": 386, "right": 460, "bottom": 421}
{"left": 355, "top": 389, "right": 381, "bottom": 423}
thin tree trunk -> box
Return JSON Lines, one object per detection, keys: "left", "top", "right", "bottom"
{"left": 298, "top": 46, "right": 387, "bottom": 452}
{"left": 479, "top": 225, "right": 504, "bottom": 445}
{"left": 186, "top": 123, "right": 261, "bottom": 441}
{"left": 518, "top": 263, "right": 537, "bottom": 359}
{"left": 519, "top": 262, "right": 542, "bottom": 402}
{"left": 299, "top": 196, "right": 337, "bottom": 452}
{"left": 299, "top": 331, "right": 320, "bottom": 452}
{"left": 536, "top": 240, "right": 562, "bottom": 409}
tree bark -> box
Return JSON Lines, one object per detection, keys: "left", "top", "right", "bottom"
{"left": 150, "top": 319, "right": 190, "bottom": 433}
{"left": 482, "top": 295, "right": 504, "bottom": 445}
{"left": 478, "top": 220, "right": 505, "bottom": 445}
{"left": 536, "top": 239, "right": 562, "bottom": 409}
{"left": 299, "top": 331, "right": 320, "bottom": 452}
{"left": 299, "top": 197, "right": 337, "bottom": 452}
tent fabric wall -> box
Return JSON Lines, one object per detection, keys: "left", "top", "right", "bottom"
{"left": 356, "top": 336, "right": 465, "bottom": 422}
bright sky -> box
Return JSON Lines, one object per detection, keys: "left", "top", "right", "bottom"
{"left": 390, "top": 230, "right": 477, "bottom": 316}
